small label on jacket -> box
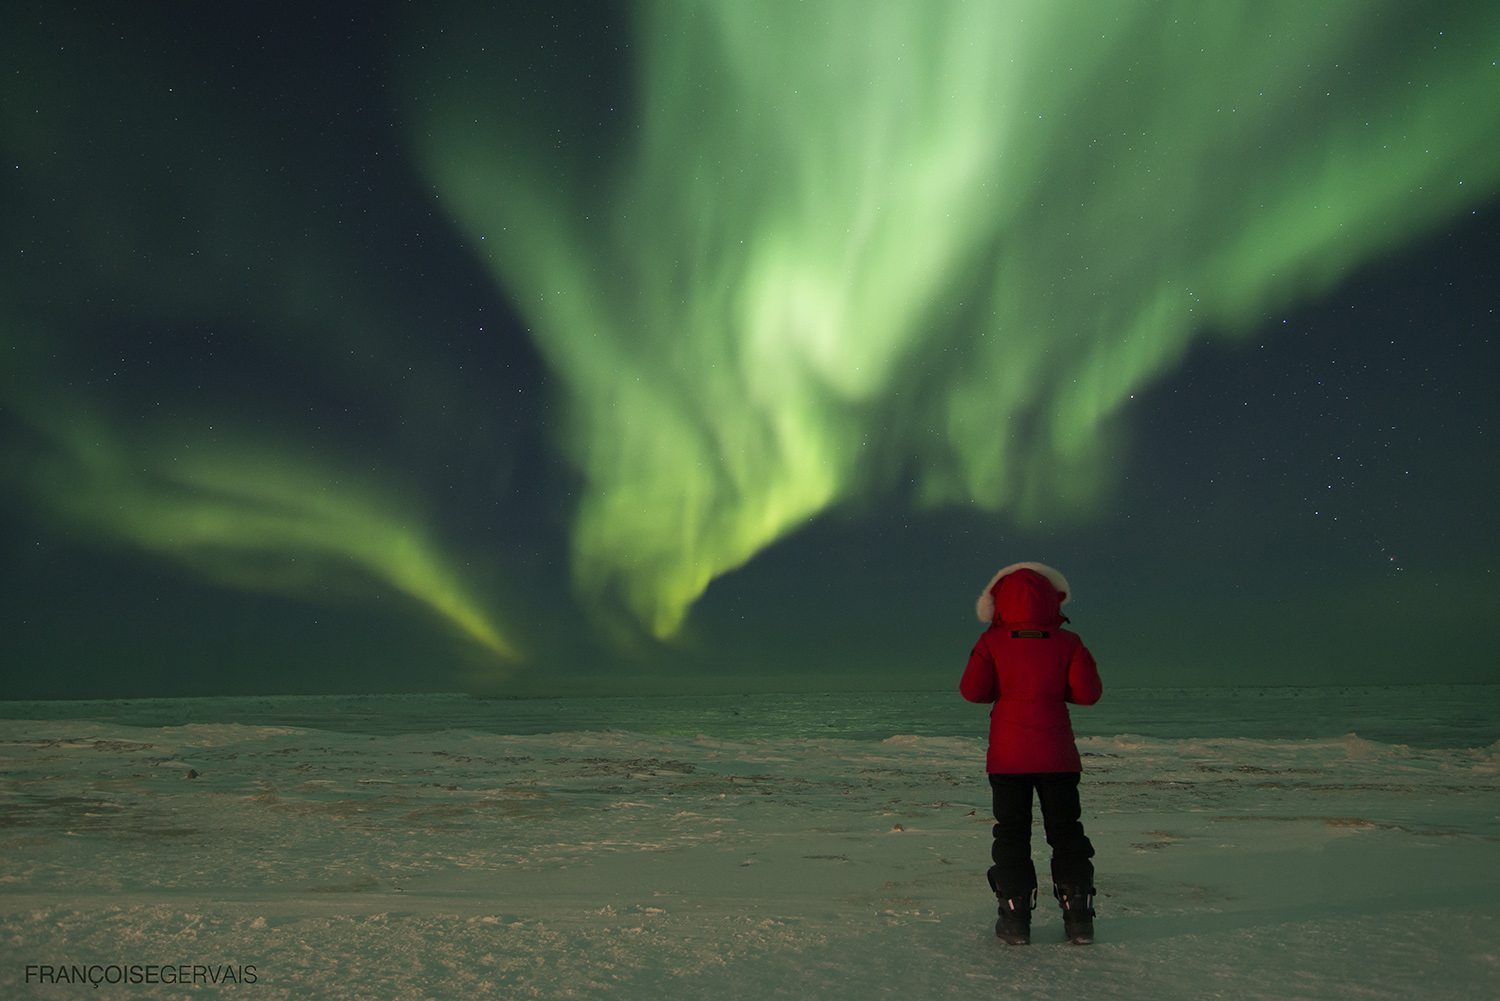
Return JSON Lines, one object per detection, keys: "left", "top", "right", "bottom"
{"left": 1011, "top": 629, "right": 1050, "bottom": 639}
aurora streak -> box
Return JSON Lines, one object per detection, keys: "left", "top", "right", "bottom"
{"left": 410, "top": 0, "right": 1500, "bottom": 639}
{"left": 0, "top": 4, "right": 522, "bottom": 669}
{"left": 4, "top": 384, "right": 515, "bottom": 661}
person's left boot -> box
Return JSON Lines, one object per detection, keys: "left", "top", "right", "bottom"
{"left": 1053, "top": 883, "right": 1095, "bottom": 944}
{"left": 987, "top": 867, "right": 1035, "bottom": 945}
{"left": 993, "top": 890, "right": 1035, "bottom": 944}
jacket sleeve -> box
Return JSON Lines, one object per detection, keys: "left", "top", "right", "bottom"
{"left": 1064, "top": 639, "right": 1102, "bottom": 706}
{"left": 959, "top": 636, "right": 997, "bottom": 704}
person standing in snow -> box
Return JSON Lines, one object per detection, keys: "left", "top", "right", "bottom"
{"left": 960, "top": 562, "right": 1102, "bottom": 945}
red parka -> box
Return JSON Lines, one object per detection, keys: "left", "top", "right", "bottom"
{"left": 960, "top": 566, "right": 1102, "bottom": 774}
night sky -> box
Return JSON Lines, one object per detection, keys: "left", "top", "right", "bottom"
{"left": 3, "top": 1, "right": 1497, "bottom": 699}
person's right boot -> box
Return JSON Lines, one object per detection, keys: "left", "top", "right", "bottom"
{"left": 1053, "top": 883, "right": 1095, "bottom": 944}
{"left": 987, "top": 867, "right": 1035, "bottom": 945}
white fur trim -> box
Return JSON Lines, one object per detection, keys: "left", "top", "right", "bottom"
{"left": 975, "top": 561, "right": 1072, "bottom": 622}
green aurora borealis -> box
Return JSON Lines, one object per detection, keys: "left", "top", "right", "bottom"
{"left": 2, "top": 1, "right": 1498, "bottom": 697}
{"left": 411, "top": 0, "right": 1500, "bottom": 640}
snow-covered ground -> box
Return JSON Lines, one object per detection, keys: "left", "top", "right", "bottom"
{"left": 1, "top": 687, "right": 1497, "bottom": 999}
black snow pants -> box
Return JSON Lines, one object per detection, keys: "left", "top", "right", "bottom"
{"left": 988, "top": 772, "right": 1095, "bottom": 898}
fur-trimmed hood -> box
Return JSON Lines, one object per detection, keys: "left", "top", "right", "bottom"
{"left": 975, "top": 562, "right": 1071, "bottom": 624}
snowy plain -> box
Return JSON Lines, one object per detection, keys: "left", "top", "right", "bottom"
{"left": 1, "top": 686, "right": 1497, "bottom": 1000}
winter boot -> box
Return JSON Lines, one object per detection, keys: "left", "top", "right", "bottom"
{"left": 995, "top": 891, "right": 1036, "bottom": 945}
{"left": 987, "top": 867, "right": 1036, "bottom": 945}
{"left": 1053, "top": 884, "right": 1096, "bottom": 944}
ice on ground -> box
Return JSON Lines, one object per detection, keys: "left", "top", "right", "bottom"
{"left": 1, "top": 688, "right": 1497, "bottom": 999}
